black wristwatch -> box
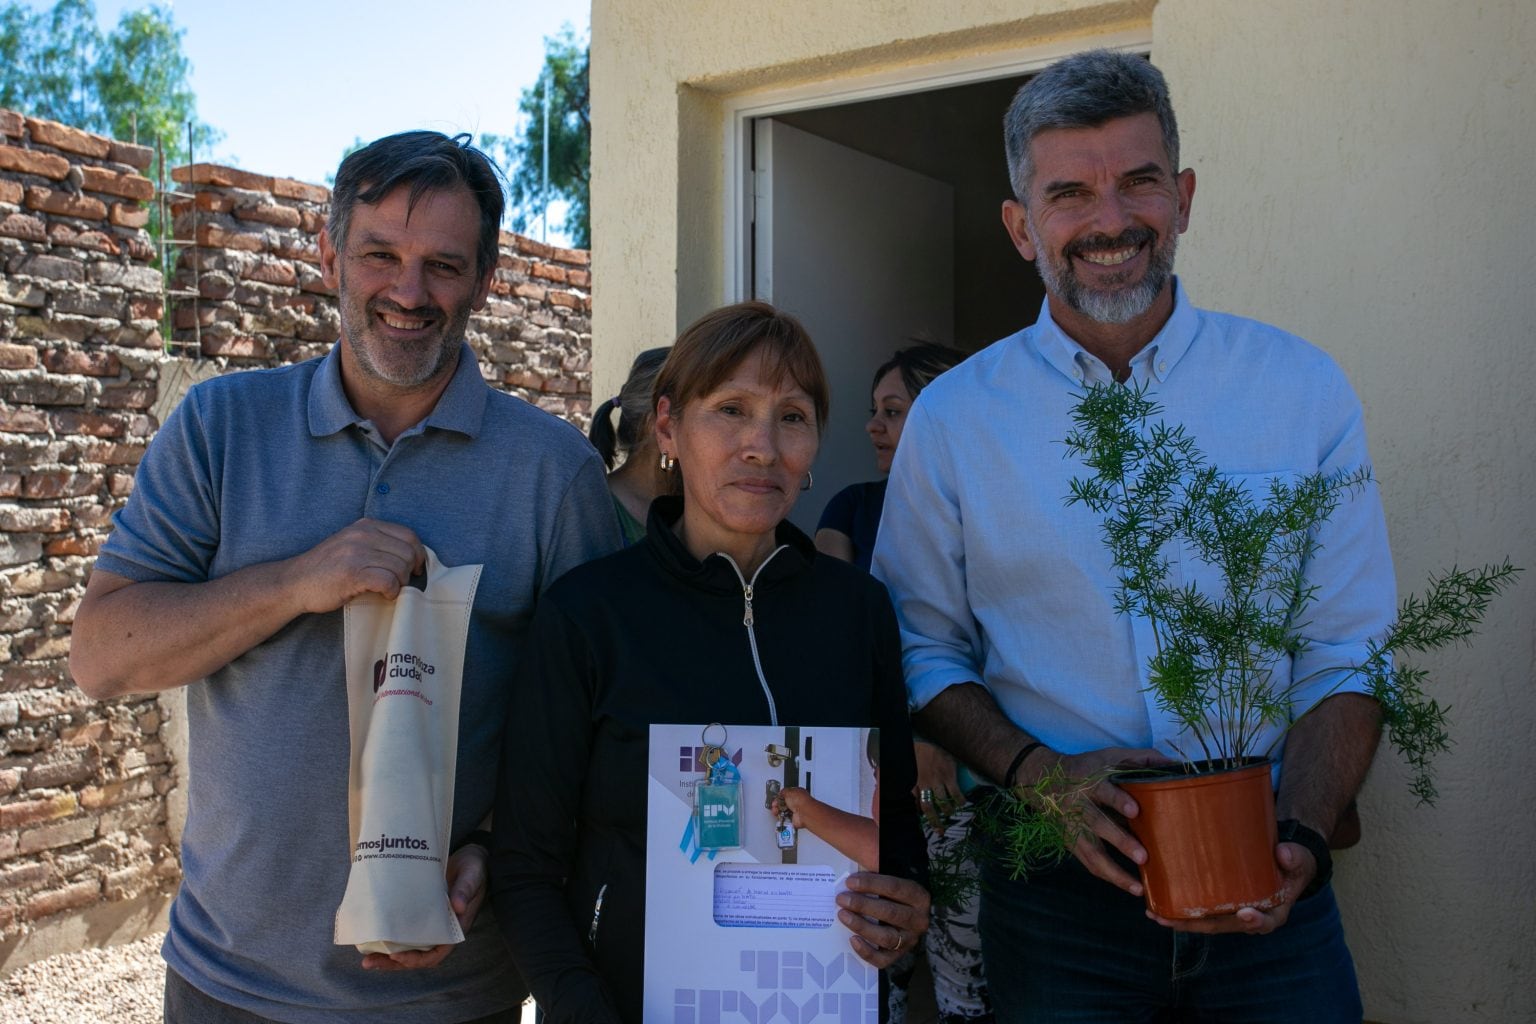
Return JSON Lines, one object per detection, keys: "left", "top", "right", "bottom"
{"left": 1276, "top": 818, "right": 1332, "bottom": 899}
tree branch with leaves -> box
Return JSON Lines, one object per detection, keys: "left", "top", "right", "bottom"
{"left": 481, "top": 25, "right": 589, "bottom": 248}
{"left": 0, "top": 0, "right": 218, "bottom": 166}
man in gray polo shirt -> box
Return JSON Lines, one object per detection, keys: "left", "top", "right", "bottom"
{"left": 70, "top": 132, "right": 619, "bottom": 1023}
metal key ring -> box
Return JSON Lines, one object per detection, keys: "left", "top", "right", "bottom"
{"left": 701, "top": 722, "right": 728, "bottom": 748}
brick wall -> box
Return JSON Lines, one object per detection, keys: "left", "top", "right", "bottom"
{"left": 0, "top": 110, "right": 175, "bottom": 961}
{"left": 165, "top": 162, "right": 593, "bottom": 422}
{"left": 0, "top": 110, "right": 592, "bottom": 969}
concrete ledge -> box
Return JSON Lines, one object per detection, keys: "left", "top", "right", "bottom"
{"left": 0, "top": 889, "right": 172, "bottom": 977}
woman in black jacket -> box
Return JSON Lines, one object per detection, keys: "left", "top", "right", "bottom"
{"left": 491, "top": 301, "right": 929, "bottom": 1024}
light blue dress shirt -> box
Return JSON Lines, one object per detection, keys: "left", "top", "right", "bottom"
{"left": 872, "top": 281, "right": 1396, "bottom": 768}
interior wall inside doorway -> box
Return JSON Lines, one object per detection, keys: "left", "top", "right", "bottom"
{"left": 776, "top": 73, "right": 1047, "bottom": 353}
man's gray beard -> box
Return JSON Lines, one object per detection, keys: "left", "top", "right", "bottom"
{"left": 344, "top": 319, "right": 462, "bottom": 390}
{"left": 1060, "top": 264, "right": 1169, "bottom": 323}
{"left": 1032, "top": 227, "right": 1177, "bottom": 325}
{"left": 337, "top": 266, "right": 471, "bottom": 391}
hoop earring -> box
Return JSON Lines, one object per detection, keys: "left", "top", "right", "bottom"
{"left": 800, "top": 470, "right": 813, "bottom": 492}
{"left": 659, "top": 452, "right": 676, "bottom": 472}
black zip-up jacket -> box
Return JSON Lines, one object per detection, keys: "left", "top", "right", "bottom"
{"left": 490, "top": 497, "right": 924, "bottom": 1024}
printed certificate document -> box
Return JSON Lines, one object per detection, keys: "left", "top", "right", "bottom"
{"left": 644, "top": 724, "right": 879, "bottom": 1024}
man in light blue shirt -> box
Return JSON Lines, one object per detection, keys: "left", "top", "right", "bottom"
{"left": 872, "top": 50, "right": 1393, "bottom": 1022}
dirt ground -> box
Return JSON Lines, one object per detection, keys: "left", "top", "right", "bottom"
{"left": 0, "top": 933, "right": 163, "bottom": 1024}
{"left": 0, "top": 934, "right": 926, "bottom": 1023}
{"left": 0, "top": 937, "right": 554, "bottom": 1024}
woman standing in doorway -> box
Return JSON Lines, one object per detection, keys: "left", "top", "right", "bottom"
{"left": 814, "top": 343, "right": 963, "bottom": 570}
{"left": 816, "top": 342, "right": 994, "bottom": 1024}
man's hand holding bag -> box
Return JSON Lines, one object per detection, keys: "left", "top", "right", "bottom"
{"left": 335, "top": 546, "right": 482, "bottom": 955}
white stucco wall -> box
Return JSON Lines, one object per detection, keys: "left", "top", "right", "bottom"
{"left": 590, "top": 0, "right": 1158, "bottom": 393}
{"left": 1161, "top": 4, "right": 1536, "bottom": 1020}
{"left": 591, "top": 2, "right": 1536, "bottom": 1020}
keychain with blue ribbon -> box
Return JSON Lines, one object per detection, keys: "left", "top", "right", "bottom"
{"left": 680, "top": 723, "right": 743, "bottom": 863}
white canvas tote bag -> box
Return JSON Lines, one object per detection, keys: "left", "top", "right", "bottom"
{"left": 334, "top": 546, "right": 482, "bottom": 954}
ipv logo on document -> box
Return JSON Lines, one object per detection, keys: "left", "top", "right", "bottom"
{"left": 645, "top": 723, "right": 878, "bottom": 1024}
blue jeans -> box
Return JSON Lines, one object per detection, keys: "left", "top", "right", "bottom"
{"left": 976, "top": 851, "right": 1362, "bottom": 1024}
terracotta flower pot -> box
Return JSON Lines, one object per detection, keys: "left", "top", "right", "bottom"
{"left": 1116, "top": 758, "right": 1283, "bottom": 920}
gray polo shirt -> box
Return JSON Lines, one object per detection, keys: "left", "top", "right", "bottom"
{"left": 95, "top": 341, "right": 620, "bottom": 1022}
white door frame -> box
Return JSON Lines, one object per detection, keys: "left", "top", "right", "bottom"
{"left": 721, "top": 27, "right": 1154, "bottom": 300}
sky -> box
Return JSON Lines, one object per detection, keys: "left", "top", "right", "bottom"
{"left": 76, "top": 0, "right": 591, "bottom": 245}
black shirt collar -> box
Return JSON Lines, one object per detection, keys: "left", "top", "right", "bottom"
{"left": 643, "top": 495, "right": 814, "bottom": 594}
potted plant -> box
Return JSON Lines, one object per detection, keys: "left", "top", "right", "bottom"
{"left": 991, "top": 381, "right": 1519, "bottom": 919}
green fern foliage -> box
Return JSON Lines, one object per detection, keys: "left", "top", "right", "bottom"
{"left": 1065, "top": 382, "right": 1519, "bottom": 802}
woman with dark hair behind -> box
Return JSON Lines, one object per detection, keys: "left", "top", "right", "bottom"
{"left": 815, "top": 343, "right": 965, "bottom": 569}
{"left": 492, "top": 301, "right": 929, "bottom": 1024}
{"left": 817, "top": 342, "right": 994, "bottom": 1024}
{"left": 588, "top": 347, "right": 671, "bottom": 545}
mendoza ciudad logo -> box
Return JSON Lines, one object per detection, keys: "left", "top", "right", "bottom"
{"left": 372, "top": 651, "right": 438, "bottom": 704}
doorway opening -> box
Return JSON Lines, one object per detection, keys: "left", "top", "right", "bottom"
{"left": 747, "top": 73, "right": 1046, "bottom": 531}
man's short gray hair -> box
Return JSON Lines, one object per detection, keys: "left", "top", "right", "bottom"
{"left": 1003, "top": 49, "right": 1180, "bottom": 201}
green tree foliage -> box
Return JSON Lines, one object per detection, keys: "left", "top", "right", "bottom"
{"left": 0, "top": 0, "right": 217, "bottom": 167}
{"left": 25, "top": 0, "right": 98, "bottom": 124}
{"left": 483, "top": 25, "right": 590, "bottom": 248}
{"left": 93, "top": 5, "right": 205, "bottom": 161}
